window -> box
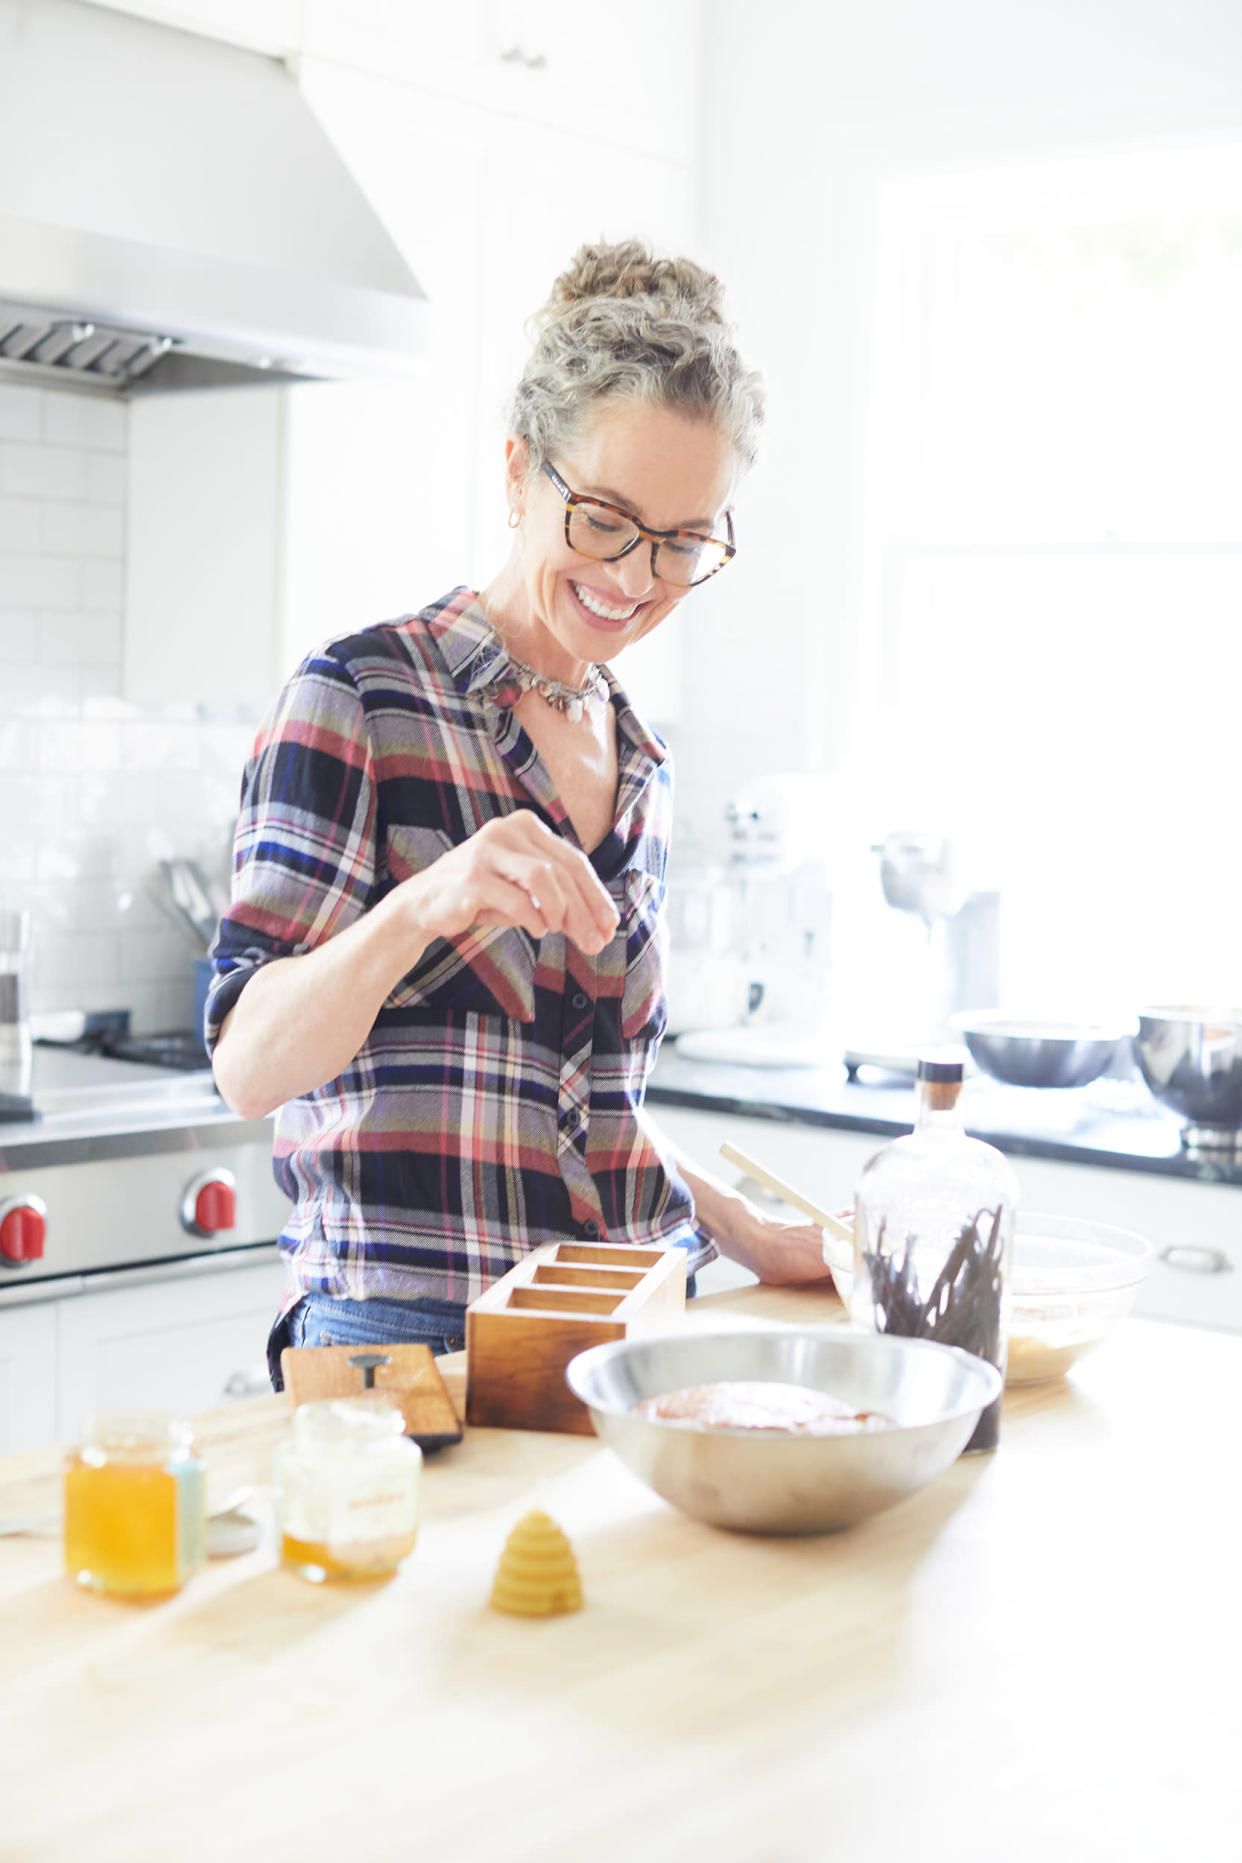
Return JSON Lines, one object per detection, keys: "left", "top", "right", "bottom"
{"left": 859, "top": 142, "right": 1242, "bottom": 1014}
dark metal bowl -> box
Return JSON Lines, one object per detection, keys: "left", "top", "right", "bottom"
{"left": 1134, "top": 1007, "right": 1242, "bottom": 1154}
{"left": 950, "top": 1012, "right": 1131, "bottom": 1090}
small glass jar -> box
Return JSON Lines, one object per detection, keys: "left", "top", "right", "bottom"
{"left": 64, "top": 1412, "right": 206, "bottom": 1597}
{"left": 275, "top": 1397, "right": 421, "bottom": 1582}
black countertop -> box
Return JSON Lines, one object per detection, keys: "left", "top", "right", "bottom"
{"left": 647, "top": 1045, "right": 1242, "bottom": 1188}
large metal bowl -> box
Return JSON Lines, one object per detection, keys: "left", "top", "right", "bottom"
{"left": 1134, "top": 1007, "right": 1242, "bottom": 1155}
{"left": 565, "top": 1328, "right": 999, "bottom": 1535}
{"left": 950, "top": 1010, "right": 1132, "bottom": 1089}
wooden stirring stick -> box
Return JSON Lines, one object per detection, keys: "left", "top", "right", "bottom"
{"left": 718, "top": 1142, "right": 856, "bottom": 1243}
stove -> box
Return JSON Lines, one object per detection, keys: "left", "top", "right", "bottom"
{"left": 0, "top": 1044, "right": 291, "bottom": 1298}
{"left": 95, "top": 1030, "right": 211, "bottom": 1071}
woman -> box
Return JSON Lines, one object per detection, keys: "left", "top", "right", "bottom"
{"left": 208, "top": 240, "right": 832, "bottom": 1384}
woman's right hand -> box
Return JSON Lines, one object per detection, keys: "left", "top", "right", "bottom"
{"left": 401, "top": 812, "right": 620, "bottom": 955}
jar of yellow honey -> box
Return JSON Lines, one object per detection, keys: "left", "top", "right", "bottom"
{"left": 275, "top": 1397, "right": 421, "bottom": 1583}
{"left": 64, "top": 1413, "right": 206, "bottom": 1597}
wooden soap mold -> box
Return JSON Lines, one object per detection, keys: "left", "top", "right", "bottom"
{"left": 465, "top": 1242, "right": 686, "bottom": 1435}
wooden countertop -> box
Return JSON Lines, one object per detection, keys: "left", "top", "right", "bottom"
{"left": 2, "top": 1285, "right": 1239, "bottom": 1863}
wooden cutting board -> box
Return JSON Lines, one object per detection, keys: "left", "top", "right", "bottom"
{"left": 280, "top": 1343, "right": 463, "bottom": 1451}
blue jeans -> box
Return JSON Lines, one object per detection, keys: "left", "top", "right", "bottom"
{"left": 267, "top": 1274, "right": 699, "bottom": 1392}
{"left": 268, "top": 1293, "right": 468, "bottom": 1391}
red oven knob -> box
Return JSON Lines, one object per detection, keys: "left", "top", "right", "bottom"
{"left": 0, "top": 1196, "right": 47, "bottom": 1268}
{"left": 180, "top": 1169, "right": 237, "bottom": 1239}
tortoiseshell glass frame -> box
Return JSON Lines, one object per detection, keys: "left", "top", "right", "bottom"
{"left": 540, "top": 460, "right": 736, "bottom": 587}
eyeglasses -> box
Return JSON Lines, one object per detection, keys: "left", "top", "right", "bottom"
{"left": 540, "top": 460, "right": 736, "bottom": 588}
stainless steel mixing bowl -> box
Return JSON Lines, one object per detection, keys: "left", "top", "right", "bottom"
{"left": 565, "top": 1328, "right": 999, "bottom": 1535}
{"left": 1134, "top": 1007, "right": 1242, "bottom": 1155}
{"left": 950, "top": 1011, "right": 1131, "bottom": 1089}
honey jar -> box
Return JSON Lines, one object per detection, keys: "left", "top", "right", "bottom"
{"left": 275, "top": 1397, "right": 421, "bottom": 1582}
{"left": 64, "top": 1413, "right": 206, "bottom": 1597}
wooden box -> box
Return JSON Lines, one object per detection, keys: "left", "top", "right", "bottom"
{"left": 465, "top": 1242, "right": 687, "bottom": 1434}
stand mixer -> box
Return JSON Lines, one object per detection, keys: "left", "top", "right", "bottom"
{"left": 841, "top": 831, "right": 1000, "bottom": 1079}
{"left": 665, "top": 775, "right": 835, "bottom": 1065}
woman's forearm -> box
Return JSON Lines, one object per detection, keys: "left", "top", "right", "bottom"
{"left": 211, "top": 887, "right": 429, "bottom": 1119}
{"left": 642, "top": 1111, "right": 835, "bottom": 1287}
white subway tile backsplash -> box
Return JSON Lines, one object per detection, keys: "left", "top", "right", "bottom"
{"left": 119, "top": 925, "right": 198, "bottom": 984}
{"left": 0, "top": 609, "right": 41, "bottom": 667}
{"left": 86, "top": 454, "right": 127, "bottom": 506}
{"left": 39, "top": 610, "right": 123, "bottom": 669}
{"left": 37, "top": 719, "right": 123, "bottom": 773}
{"left": 0, "top": 554, "right": 79, "bottom": 609}
{"left": 0, "top": 441, "right": 91, "bottom": 501}
{"left": 1, "top": 385, "right": 243, "bottom": 1032}
{"left": 78, "top": 666, "right": 125, "bottom": 702}
{"left": 34, "top": 929, "right": 123, "bottom": 990}
{"left": 117, "top": 719, "right": 200, "bottom": 772}
{"left": 0, "top": 498, "right": 41, "bottom": 550}
{"left": 42, "top": 392, "right": 127, "bottom": 453}
{"left": 0, "top": 384, "right": 41, "bottom": 442}
{"left": 0, "top": 665, "right": 80, "bottom": 713}
{"left": 40, "top": 502, "right": 125, "bottom": 558}
{"left": 81, "top": 558, "right": 124, "bottom": 608}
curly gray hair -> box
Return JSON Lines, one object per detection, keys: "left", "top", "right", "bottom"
{"left": 507, "top": 240, "right": 764, "bottom": 476}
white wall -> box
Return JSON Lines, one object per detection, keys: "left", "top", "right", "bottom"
{"left": 679, "top": 0, "right": 1242, "bottom": 863}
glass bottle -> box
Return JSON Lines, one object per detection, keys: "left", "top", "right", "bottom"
{"left": 64, "top": 1412, "right": 206, "bottom": 1596}
{"left": 275, "top": 1397, "right": 421, "bottom": 1582}
{"left": 850, "top": 1054, "right": 1018, "bottom": 1451}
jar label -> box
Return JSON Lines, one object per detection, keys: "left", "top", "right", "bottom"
{"left": 281, "top": 1464, "right": 417, "bottom": 1552}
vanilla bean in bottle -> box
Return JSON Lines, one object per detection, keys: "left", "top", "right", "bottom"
{"left": 850, "top": 1054, "right": 1018, "bottom": 1452}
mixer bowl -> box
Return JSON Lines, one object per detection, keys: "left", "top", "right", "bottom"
{"left": 950, "top": 1011, "right": 1130, "bottom": 1089}
{"left": 1134, "top": 1008, "right": 1242, "bottom": 1154}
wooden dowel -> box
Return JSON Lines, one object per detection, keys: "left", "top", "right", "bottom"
{"left": 717, "top": 1142, "right": 855, "bottom": 1243}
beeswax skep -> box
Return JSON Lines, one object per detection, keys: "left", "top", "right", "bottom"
{"left": 490, "top": 1509, "right": 583, "bottom": 1616}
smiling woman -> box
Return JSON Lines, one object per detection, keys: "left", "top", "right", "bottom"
{"left": 205, "top": 239, "right": 834, "bottom": 1387}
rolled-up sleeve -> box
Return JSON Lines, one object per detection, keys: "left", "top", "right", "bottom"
{"left": 204, "top": 643, "right": 377, "bottom": 1054}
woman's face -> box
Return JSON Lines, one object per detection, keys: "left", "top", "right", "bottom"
{"left": 503, "top": 399, "right": 737, "bottom": 675}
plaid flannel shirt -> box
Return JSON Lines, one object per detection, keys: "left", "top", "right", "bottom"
{"left": 206, "top": 587, "right": 712, "bottom": 1308}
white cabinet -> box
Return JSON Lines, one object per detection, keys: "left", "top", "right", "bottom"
{"left": 89, "top": 0, "right": 303, "bottom": 55}
{"left": 300, "top": 0, "right": 701, "bottom": 164}
{"left": 650, "top": 1102, "right": 1242, "bottom": 1336}
{"left": 0, "top": 1304, "right": 58, "bottom": 1455}
{"left": 53, "top": 1252, "right": 287, "bottom": 1445}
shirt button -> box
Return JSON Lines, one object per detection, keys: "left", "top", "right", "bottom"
{"left": 582, "top": 1220, "right": 600, "bottom": 1238}
{"left": 571, "top": 992, "right": 589, "bottom": 1011}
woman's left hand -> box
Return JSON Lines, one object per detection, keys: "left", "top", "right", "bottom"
{"left": 714, "top": 1205, "right": 839, "bottom": 1288}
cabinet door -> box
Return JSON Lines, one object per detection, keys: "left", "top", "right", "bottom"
{"left": 55, "top": 1254, "right": 288, "bottom": 1443}
{"left": 301, "top": 0, "right": 699, "bottom": 165}
{"left": 0, "top": 1303, "right": 58, "bottom": 1455}
{"left": 90, "top": 0, "right": 302, "bottom": 54}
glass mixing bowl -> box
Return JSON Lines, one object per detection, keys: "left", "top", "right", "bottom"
{"left": 823, "top": 1212, "right": 1153, "bottom": 1385}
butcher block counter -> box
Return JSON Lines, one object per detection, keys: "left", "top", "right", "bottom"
{"left": 1, "top": 1282, "right": 1238, "bottom": 1863}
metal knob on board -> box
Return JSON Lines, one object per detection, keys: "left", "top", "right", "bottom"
{"left": 349, "top": 1353, "right": 391, "bottom": 1390}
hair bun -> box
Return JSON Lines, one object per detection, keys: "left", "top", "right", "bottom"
{"left": 541, "top": 239, "right": 725, "bottom": 326}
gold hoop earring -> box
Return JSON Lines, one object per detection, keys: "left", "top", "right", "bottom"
{"left": 507, "top": 509, "right": 522, "bottom": 530}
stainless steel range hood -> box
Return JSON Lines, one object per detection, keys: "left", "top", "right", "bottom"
{"left": 0, "top": 0, "right": 427, "bottom": 394}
